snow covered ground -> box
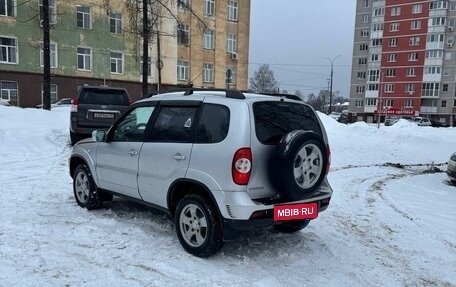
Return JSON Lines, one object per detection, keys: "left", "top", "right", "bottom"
{"left": 0, "top": 105, "right": 455, "bottom": 287}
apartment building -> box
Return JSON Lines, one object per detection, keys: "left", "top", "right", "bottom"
{"left": 0, "top": 0, "right": 250, "bottom": 107}
{"left": 349, "top": 0, "right": 456, "bottom": 125}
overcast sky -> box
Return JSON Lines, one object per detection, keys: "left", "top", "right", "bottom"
{"left": 249, "top": 0, "right": 356, "bottom": 99}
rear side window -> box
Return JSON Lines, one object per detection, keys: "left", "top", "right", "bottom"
{"left": 196, "top": 104, "right": 230, "bottom": 144}
{"left": 79, "top": 88, "right": 129, "bottom": 105}
{"left": 149, "top": 106, "right": 197, "bottom": 143}
{"left": 253, "top": 101, "right": 321, "bottom": 144}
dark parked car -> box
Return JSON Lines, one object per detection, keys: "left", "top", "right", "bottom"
{"left": 69, "top": 85, "right": 131, "bottom": 145}
{"left": 430, "top": 118, "right": 450, "bottom": 128}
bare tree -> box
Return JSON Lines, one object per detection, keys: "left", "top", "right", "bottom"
{"left": 41, "top": 0, "right": 51, "bottom": 110}
{"left": 124, "top": 0, "right": 207, "bottom": 97}
{"left": 249, "top": 64, "right": 278, "bottom": 93}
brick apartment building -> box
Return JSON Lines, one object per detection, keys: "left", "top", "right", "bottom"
{"left": 0, "top": 0, "right": 250, "bottom": 107}
{"left": 349, "top": 0, "right": 456, "bottom": 125}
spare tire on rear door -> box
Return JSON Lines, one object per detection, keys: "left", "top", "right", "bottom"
{"left": 270, "top": 130, "right": 328, "bottom": 201}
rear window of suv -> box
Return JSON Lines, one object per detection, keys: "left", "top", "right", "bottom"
{"left": 253, "top": 101, "right": 321, "bottom": 144}
{"left": 79, "top": 88, "right": 129, "bottom": 106}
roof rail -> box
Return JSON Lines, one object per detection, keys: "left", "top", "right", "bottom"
{"left": 148, "top": 88, "right": 245, "bottom": 99}
{"left": 256, "top": 93, "right": 304, "bottom": 102}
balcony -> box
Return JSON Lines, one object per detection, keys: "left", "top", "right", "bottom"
{"left": 420, "top": 106, "right": 438, "bottom": 113}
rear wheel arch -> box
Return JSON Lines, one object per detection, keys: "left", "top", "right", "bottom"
{"left": 167, "top": 179, "right": 221, "bottom": 218}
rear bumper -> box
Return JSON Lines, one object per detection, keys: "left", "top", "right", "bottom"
{"left": 221, "top": 198, "right": 330, "bottom": 240}
{"left": 70, "top": 118, "right": 109, "bottom": 136}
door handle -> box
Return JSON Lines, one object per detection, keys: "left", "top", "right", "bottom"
{"left": 172, "top": 153, "right": 186, "bottom": 161}
{"left": 128, "top": 149, "right": 138, "bottom": 156}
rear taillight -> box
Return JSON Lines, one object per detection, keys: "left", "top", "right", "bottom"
{"left": 326, "top": 144, "right": 331, "bottom": 174}
{"left": 232, "top": 148, "right": 252, "bottom": 185}
{"left": 71, "top": 98, "right": 79, "bottom": 112}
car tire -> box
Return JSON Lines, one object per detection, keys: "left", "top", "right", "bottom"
{"left": 70, "top": 131, "right": 81, "bottom": 146}
{"left": 73, "top": 164, "right": 102, "bottom": 210}
{"left": 271, "top": 131, "right": 328, "bottom": 201}
{"left": 273, "top": 219, "right": 310, "bottom": 233}
{"left": 175, "top": 194, "right": 224, "bottom": 257}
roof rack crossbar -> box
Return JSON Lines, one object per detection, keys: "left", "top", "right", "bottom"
{"left": 148, "top": 88, "right": 245, "bottom": 99}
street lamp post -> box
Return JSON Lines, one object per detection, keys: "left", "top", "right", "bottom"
{"left": 326, "top": 55, "right": 342, "bottom": 114}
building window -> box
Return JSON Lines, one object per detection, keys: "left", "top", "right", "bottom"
{"left": 371, "top": 53, "right": 379, "bottom": 62}
{"left": 140, "top": 56, "right": 151, "bottom": 77}
{"left": 443, "top": 83, "right": 449, "bottom": 91}
{"left": 372, "top": 23, "right": 383, "bottom": 32}
{"left": 0, "top": 36, "right": 17, "bottom": 64}
{"left": 110, "top": 52, "right": 123, "bottom": 74}
{"left": 444, "top": 68, "right": 450, "bottom": 76}
{"left": 0, "top": 80, "right": 18, "bottom": 106}
{"left": 371, "top": 38, "right": 382, "bottom": 47}
{"left": 390, "top": 23, "right": 399, "bottom": 32}
{"left": 368, "top": 69, "right": 379, "bottom": 82}
{"left": 362, "top": 14, "right": 369, "bottom": 23}
{"left": 1, "top": 0, "right": 15, "bottom": 17}
{"left": 391, "top": 7, "right": 401, "bottom": 16}
{"left": 40, "top": 42, "right": 57, "bottom": 68}
{"left": 178, "top": 0, "right": 189, "bottom": 9}
{"left": 373, "top": 8, "right": 384, "bottom": 16}
{"left": 358, "top": 58, "right": 367, "bottom": 65}
{"left": 363, "top": 0, "right": 369, "bottom": 8}
{"left": 442, "top": 100, "right": 447, "bottom": 107}
{"left": 411, "top": 20, "right": 421, "bottom": 30}
{"left": 404, "top": 99, "right": 413, "bottom": 107}
{"left": 227, "top": 34, "right": 237, "bottom": 53}
{"left": 110, "top": 12, "right": 122, "bottom": 34}
{"left": 367, "top": 84, "right": 379, "bottom": 91}
{"left": 41, "top": 83, "right": 57, "bottom": 103}
{"left": 77, "top": 47, "right": 91, "bottom": 70}
{"left": 366, "top": 98, "right": 377, "bottom": 106}
{"left": 431, "top": 17, "right": 446, "bottom": 26}
{"left": 39, "top": 0, "right": 56, "bottom": 24}
{"left": 76, "top": 5, "right": 91, "bottom": 29}
{"left": 389, "top": 38, "right": 398, "bottom": 47}
{"left": 405, "top": 84, "right": 415, "bottom": 92}
{"left": 383, "top": 99, "right": 393, "bottom": 107}
{"left": 425, "top": 66, "right": 441, "bottom": 74}
{"left": 357, "top": 72, "right": 366, "bottom": 79}
{"left": 386, "top": 69, "right": 395, "bottom": 77}
{"left": 360, "top": 44, "right": 368, "bottom": 51}
{"left": 361, "top": 29, "right": 369, "bottom": 37}
{"left": 412, "top": 4, "right": 422, "bottom": 13}
{"left": 202, "top": 63, "right": 214, "bottom": 83}
{"left": 422, "top": 82, "right": 440, "bottom": 97}
{"left": 426, "top": 50, "right": 443, "bottom": 59}
{"left": 203, "top": 29, "right": 214, "bottom": 50}
{"left": 409, "top": 36, "right": 420, "bottom": 46}
{"left": 177, "top": 23, "right": 190, "bottom": 45}
{"left": 177, "top": 60, "right": 189, "bottom": 81}
{"left": 226, "top": 67, "right": 236, "bottom": 85}
{"left": 445, "top": 51, "right": 452, "bottom": 60}
{"left": 228, "top": 1, "right": 238, "bottom": 21}
{"left": 355, "top": 99, "right": 364, "bottom": 107}
{"left": 384, "top": 84, "right": 394, "bottom": 93}
{"left": 408, "top": 52, "right": 418, "bottom": 61}
{"left": 406, "top": 68, "right": 416, "bottom": 77}
{"left": 205, "top": 0, "right": 215, "bottom": 16}
{"left": 430, "top": 1, "right": 447, "bottom": 10}
{"left": 387, "top": 53, "right": 397, "bottom": 62}
{"left": 356, "top": 86, "right": 365, "bottom": 94}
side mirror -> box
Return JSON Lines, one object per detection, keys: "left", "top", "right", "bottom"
{"left": 92, "top": 130, "right": 106, "bottom": 142}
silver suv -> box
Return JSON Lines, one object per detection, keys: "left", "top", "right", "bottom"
{"left": 69, "top": 89, "right": 333, "bottom": 257}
